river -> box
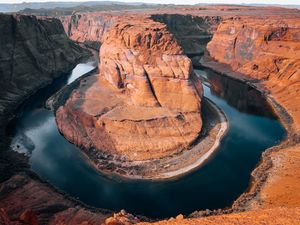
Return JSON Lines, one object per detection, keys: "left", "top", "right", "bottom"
{"left": 8, "top": 62, "right": 285, "bottom": 218}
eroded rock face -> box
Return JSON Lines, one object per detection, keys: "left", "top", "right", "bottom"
{"left": 0, "top": 14, "right": 90, "bottom": 130}
{"left": 60, "top": 13, "right": 116, "bottom": 50}
{"left": 206, "top": 17, "right": 300, "bottom": 132}
{"left": 56, "top": 18, "right": 202, "bottom": 161}
{"left": 151, "top": 14, "right": 222, "bottom": 56}
{"left": 0, "top": 174, "right": 111, "bottom": 225}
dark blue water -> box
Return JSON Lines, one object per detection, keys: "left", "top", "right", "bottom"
{"left": 9, "top": 63, "right": 285, "bottom": 219}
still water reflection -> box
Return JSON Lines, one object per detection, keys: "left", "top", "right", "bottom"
{"left": 8, "top": 64, "right": 285, "bottom": 218}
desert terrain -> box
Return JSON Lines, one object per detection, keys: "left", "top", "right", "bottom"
{"left": 0, "top": 3, "right": 299, "bottom": 225}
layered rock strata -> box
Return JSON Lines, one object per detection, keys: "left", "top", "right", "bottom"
{"left": 56, "top": 18, "right": 203, "bottom": 162}
{"left": 0, "top": 174, "right": 112, "bottom": 225}
{"left": 150, "top": 14, "right": 222, "bottom": 56}
{"left": 0, "top": 14, "right": 90, "bottom": 129}
{"left": 60, "top": 6, "right": 299, "bottom": 59}
{"left": 60, "top": 13, "right": 117, "bottom": 50}
{"left": 206, "top": 17, "right": 300, "bottom": 132}
{"left": 201, "top": 13, "right": 300, "bottom": 218}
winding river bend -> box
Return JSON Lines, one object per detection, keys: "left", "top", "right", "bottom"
{"left": 8, "top": 62, "right": 285, "bottom": 219}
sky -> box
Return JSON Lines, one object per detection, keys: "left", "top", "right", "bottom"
{"left": 0, "top": 0, "right": 299, "bottom": 5}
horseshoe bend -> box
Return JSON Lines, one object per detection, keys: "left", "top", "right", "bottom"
{"left": 0, "top": 3, "right": 300, "bottom": 225}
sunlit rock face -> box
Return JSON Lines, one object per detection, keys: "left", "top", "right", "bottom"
{"left": 60, "top": 13, "right": 116, "bottom": 50}
{"left": 56, "top": 18, "right": 203, "bottom": 161}
{"left": 206, "top": 17, "right": 300, "bottom": 132}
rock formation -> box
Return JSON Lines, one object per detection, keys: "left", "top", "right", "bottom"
{"left": 60, "top": 13, "right": 117, "bottom": 50}
{"left": 0, "top": 14, "right": 90, "bottom": 130}
{"left": 202, "top": 12, "right": 300, "bottom": 223}
{"left": 0, "top": 14, "right": 112, "bottom": 225}
{"left": 60, "top": 6, "right": 298, "bottom": 59}
{"left": 56, "top": 18, "right": 203, "bottom": 161}
{"left": 150, "top": 14, "right": 222, "bottom": 56}
{"left": 0, "top": 174, "right": 111, "bottom": 225}
{"left": 206, "top": 17, "right": 300, "bottom": 132}
{"left": 1, "top": 5, "right": 300, "bottom": 225}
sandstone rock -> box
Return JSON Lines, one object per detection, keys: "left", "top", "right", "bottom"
{"left": 0, "top": 14, "right": 90, "bottom": 131}
{"left": 150, "top": 14, "right": 222, "bottom": 56}
{"left": 139, "top": 207, "right": 300, "bottom": 225}
{"left": 104, "top": 210, "right": 140, "bottom": 225}
{"left": 56, "top": 18, "right": 202, "bottom": 162}
{"left": 2, "top": 5, "right": 300, "bottom": 225}
{"left": 206, "top": 17, "right": 300, "bottom": 132}
{"left": 19, "top": 209, "right": 38, "bottom": 225}
{"left": 0, "top": 174, "right": 111, "bottom": 225}
{"left": 60, "top": 13, "right": 116, "bottom": 50}
{"left": 175, "top": 214, "right": 184, "bottom": 220}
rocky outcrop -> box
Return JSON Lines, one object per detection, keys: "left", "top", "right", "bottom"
{"left": 56, "top": 18, "right": 203, "bottom": 162}
{"left": 0, "top": 14, "right": 90, "bottom": 130}
{"left": 0, "top": 174, "right": 111, "bottom": 225}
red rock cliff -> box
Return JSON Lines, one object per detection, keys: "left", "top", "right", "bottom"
{"left": 56, "top": 18, "right": 203, "bottom": 161}
{"left": 207, "top": 17, "right": 300, "bottom": 132}
{"left": 60, "top": 13, "right": 116, "bottom": 50}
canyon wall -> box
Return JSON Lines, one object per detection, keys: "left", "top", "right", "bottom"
{"left": 60, "top": 12, "right": 222, "bottom": 57}
{"left": 59, "top": 6, "right": 297, "bottom": 57}
{"left": 0, "top": 14, "right": 90, "bottom": 130}
{"left": 0, "top": 14, "right": 113, "bottom": 225}
{"left": 56, "top": 18, "right": 203, "bottom": 162}
{"left": 150, "top": 14, "right": 221, "bottom": 56}
{"left": 206, "top": 17, "right": 300, "bottom": 133}
{"left": 60, "top": 13, "right": 117, "bottom": 50}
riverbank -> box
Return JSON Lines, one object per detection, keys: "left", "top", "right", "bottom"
{"left": 127, "top": 56, "right": 300, "bottom": 225}
{"left": 96, "top": 97, "right": 228, "bottom": 181}
{"left": 0, "top": 61, "right": 115, "bottom": 224}
{"left": 48, "top": 70, "right": 228, "bottom": 180}
{"left": 1, "top": 58, "right": 290, "bottom": 224}
{"left": 199, "top": 57, "right": 300, "bottom": 212}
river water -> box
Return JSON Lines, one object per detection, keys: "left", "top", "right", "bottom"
{"left": 8, "top": 63, "right": 285, "bottom": 218}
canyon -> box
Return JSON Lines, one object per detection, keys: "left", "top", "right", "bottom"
{"left": 0, "top": 5, "right": 300, "bottom": 225}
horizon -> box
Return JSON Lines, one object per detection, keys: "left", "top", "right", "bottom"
{"left": 0, "top": 0, "right": 299, "bottom": 6}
